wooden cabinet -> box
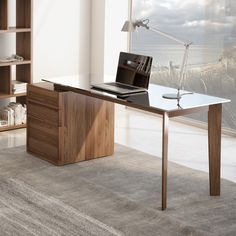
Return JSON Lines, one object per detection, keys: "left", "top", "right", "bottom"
{"left": 27, "top": 82, "right": 114, "bottom": 165}
{"left": 0, "top": 0, "right": 32, "bottom": 131}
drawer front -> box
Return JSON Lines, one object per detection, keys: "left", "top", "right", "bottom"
{"left": 28, "top": 117, "right": 59, "bottom": 146}
{"left": 27, "top": 85, "right": 59, "bottom": 108}
{"left": 28, "top": 137, "right": 59, "bottom": 163}
{"left": 28, "top": 101, "right": 60, "bottom": 125}
{"left": 27, "top": 117, "right": 60, "bottom": 163}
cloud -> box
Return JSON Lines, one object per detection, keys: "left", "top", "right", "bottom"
{"left": 183, "top": 20, "right": 233, "bottom": 28}
{"left": 132, "top": 0, "right": 236, "bottom": 44}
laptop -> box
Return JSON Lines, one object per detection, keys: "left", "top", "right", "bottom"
{"left": 92, "top": 52, "right": 153, "bottom": 95}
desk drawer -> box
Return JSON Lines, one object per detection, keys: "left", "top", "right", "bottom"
{"left": 28, "top": 84, "right": 59, "bottom": 108}
{"left": 27, "top": 116, "right": 61, "bottom": 164}
{"left": 27, "top": 82, "right": 114, "bottom": 166}
{"left": 28, "top": 137, "right": 59, "bottom": 163}
{"left": 27, "top": 101, "right": 60, "bottom": 125}
{"left": 28, "top": 117, "right": 59, "bottom": 145}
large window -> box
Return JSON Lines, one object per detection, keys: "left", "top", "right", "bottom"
{"left": 131, "top": 0, "right": 236, "bottom": 130}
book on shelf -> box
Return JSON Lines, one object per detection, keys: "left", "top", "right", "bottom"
{"left": 12, "top": 80, "right": 27, "bottom": 94}
{"left": 0, "top": 120, "right": 8, "bottom": 127}
{"left": 0, "top": 108, "right": 14, "bottom": 127}
{"left": 13, "top": 89, "right": 27, "bottom": 94}
{"left": 0, "top": 103, "right": 27, "bottom": 127}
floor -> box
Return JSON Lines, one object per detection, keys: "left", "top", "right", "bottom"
{"left": 0, "top": 105, "right": 236, "bottom": 183}
{"left": 1, "top": 144, "right": 236, "bottom": 236}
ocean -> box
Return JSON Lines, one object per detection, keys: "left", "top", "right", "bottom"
{"left": 132, "top": 44, "right": 223, "bottom": 68}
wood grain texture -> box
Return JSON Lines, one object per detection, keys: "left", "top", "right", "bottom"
{"left": 27, "top": 83, "right": 115, "bottom": 165}
{"left": 16, "top": 33, "right": 31, "bottom": 61}
{"left": 63, "top": 92, "right": 114, "bottom": 164}
{"left": 0, "top": 124, "right": 26, "bottom": 132}
{"left": 28, "top": 137, "right": 59, "bottom": 163}
{"left": 85, "top": 96, "right": 114, "bottom": 160}
{"left": 0, "top": 27, "right": 31, "bottom": 33}
{"left": 16, "top": 63, "right": 31, "bottom": 85}
{"left": 27, "top": 101, "right": 60, "bottom": 125}
{"left": 27, "top": 83, "right": 61, "bottom": 165}
{"left": 16, "top": 0, "right": 32, "bottom": 84}
{"left": 162, "top": 112, "right": 169, "bottom": 210}
{"left": 0, "top": 0, "right": 8, "bottom": 29}
{"left": 16, "top": 0, "right": 31, "bottom": 28}
{"left": 0, "top": 66, "right": 11, "bottom": 94}
{"left": 208, "top": 104, "right": 222, "bottom": 196}
{"left": 16, "top": 96, "right": 27, "bottom": 106}
{"left": 27, "top": 83, "right": 59, "bottom": 108}
{"left": 62, "top": 92, "right": 86, "bottom": 163}
{"left": 27, "top": 116, "right": 59, "bottom": 164}
{"left": 27, "top": 117, "right": 61, "bottom": 164}
{"left": 0, "top": 93, "right": 26, "bottom": 99}
{"left": 0, "top": 60, "right": 31, "bottom": 67}
{"left": 169, "top": 107, "right": 208, "bottom": 118}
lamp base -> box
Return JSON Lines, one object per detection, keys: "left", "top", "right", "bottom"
{"left": 162, "top": 93, "right": 181, "bottom": 99}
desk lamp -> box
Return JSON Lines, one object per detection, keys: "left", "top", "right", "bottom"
{"left": 122, "top": 19, "right": 193, "bottom": 99}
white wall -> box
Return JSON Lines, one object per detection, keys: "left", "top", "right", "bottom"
{"left": 78, "top": 0, "right": 91, "bottom": 79}
{"left": 90, "top": 0, "right": 106, "bottom": 84}
{"left": 1, "top": 0, "right": 129, "bottom": 87}
{"left": 90, "top": 0, "right": 129, "bottom": 83}
{"left": 34, "top": 0, "right": 128, "bottom": 84}
{"left": 33, "top": 0, "right": 91, "bottom": 82}
{"left": 104, "top": 0, "right": 129, "bottom": 81}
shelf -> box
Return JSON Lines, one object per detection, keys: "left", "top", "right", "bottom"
{"left": 0, "top": 92, "right": 26, "bottom": 99}
{"left": 0, "top": 124, "right": 26, "bottom": 132}
{"left": 0, "top": 27, "right": 31, "bottom": 33}
{"left": 0, "top": 60, "right": 31, "bottom": 67}
{"left": 0, "top": 0, "right": 32, "bottom": 132}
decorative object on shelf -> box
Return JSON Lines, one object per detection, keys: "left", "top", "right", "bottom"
{"left": 0, "top": 109, "right": 12, "bottom": 127}
{"left": 0, "top": 54, "right": 24, "bottom": 63}
{"left": 0, "top": 108, "right": 13, "bottom": 126}
{"left": 0, "top": 103, "right": 27, "bottom": 127}
{"left": 122, "top": 19, "right": 193, "bottom": 99}
{"left": 12, "top": 80, "right": 27, "bottom": 94}
{"left": 0, "top": 120, "right": 8, "bottom": 127}
{"left": 4, "top": 106, "right": 14, "bottom": 125}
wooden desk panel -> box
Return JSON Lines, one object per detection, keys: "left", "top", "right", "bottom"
{"left": 27, "top": 83, "right": 114, "bottom": 165}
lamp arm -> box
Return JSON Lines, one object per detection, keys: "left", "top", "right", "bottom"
{"left": 178, "top": 43, "right": 191, "bottom": 91}
{"left": 149, "top": 27, "right": 187, "bottom": 45}
{"left": 149, "top": 25, "right": 192, "bottom": 90}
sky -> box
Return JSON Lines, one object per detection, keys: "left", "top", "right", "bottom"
{"left": 132, "top": 0, "right": 236, "bottom": 45}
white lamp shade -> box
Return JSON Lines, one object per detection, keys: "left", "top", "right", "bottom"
{"left": 121, "top": 20, "right": 135, "bottom": 32}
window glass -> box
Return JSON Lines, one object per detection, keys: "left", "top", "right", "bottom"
{"left": 131, "top": 0, "right": 236, "bottom": 130}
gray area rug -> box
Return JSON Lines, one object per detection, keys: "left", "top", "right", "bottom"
{"left": 0, "top": 178, "right": 123, "bottom": 236}
{"left": 0, "top": 144, "right": 235, "bottom": 236}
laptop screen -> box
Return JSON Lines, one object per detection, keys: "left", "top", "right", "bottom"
{"left": 116, "top": 52, "right": 153, "bottom": 89}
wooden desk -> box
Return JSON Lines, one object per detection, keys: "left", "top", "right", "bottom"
{"left": 27, "top": 77, "right": 230, "bottom": 210}
{"left": 27, "top": 82, "right": 114, "bottom": 165}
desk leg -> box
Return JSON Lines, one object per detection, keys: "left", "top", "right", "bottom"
{"left": 162, "top": 112, "right": 169, "bottom": 210}
{"left": 208, "top": 104, "right": 222, "bottom": 196}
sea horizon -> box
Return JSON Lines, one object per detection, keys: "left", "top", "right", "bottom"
{"left": 132, "top": 43, "right": 224, "bottom": 68}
